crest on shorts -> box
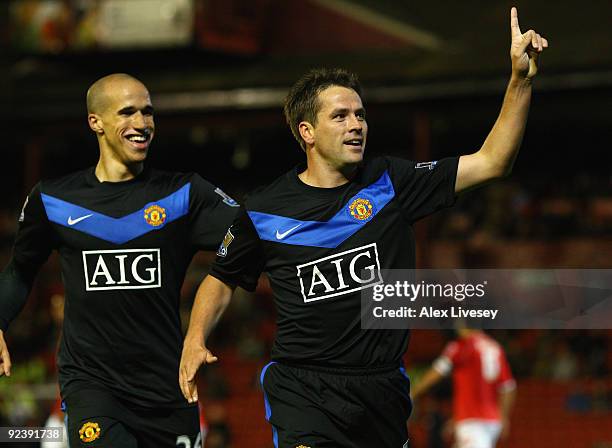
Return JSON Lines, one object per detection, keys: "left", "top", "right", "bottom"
{"left": 79, "top": 421, "right": 101, "bottom": 443}
{"left": 217, "top": 227, "right": 234, "bottom": 257}
{"left": 144, "top": 204, "right": 167, "bottom": 227}
{"left": 295, "top": 445, "right": 311, "bottom": 448}
{"left": 349, "top": 197, "right": 373, "bottom": 221}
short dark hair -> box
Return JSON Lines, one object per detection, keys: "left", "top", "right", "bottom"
{"left": 284, "top": 68, "right": 362, "bottom": 150}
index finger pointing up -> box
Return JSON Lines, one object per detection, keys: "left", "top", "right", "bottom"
{"left": 510, "top": 7, "right": 522, "bottom": 38}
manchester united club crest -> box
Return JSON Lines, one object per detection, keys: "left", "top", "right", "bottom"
{"left": 349, "top": 197, "right": 373, "bottom": 221}
{"left": 144, "top": 204, "right": 167, "bottom": 227}
{"left": 79, "top": 422, "right": 101, "bottom": 443}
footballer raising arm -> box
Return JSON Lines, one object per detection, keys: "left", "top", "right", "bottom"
{"left": 456, "top": 7, "right": 548, "bottom": 193}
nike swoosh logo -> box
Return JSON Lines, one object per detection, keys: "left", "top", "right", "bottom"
{"left": 275, "top": 224, "right": 301, "bottom": 240}
{"left": 67, "top": 214, "right": 93, "bottom": 225}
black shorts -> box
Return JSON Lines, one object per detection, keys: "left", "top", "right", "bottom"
{"left": 63, "top": 388, "right": 201, "bottom": 448}
{"left": 260, "top": 362, "right": 412, "bottom": 448}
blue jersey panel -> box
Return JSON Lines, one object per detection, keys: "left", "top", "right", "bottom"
{"left": 41, "top": 183, "right": 190, "bottom": 244}
{"left": 247, "top": 171, "right": 395, "bottom": 248}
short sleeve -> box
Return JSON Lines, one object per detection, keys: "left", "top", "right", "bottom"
{"left": 189, "top": 175, "right": 240, "bottom": 251}
{"left": 497, "top": 349, "right": 516, "bottom": 391}
{"left": 387, "top": 156, "right": 459, "bottom": 222}
{"left": 433, "top": 341, "right": 459, "bottom": 376}
{"left": 13, "top": 183, "right": 56, "bottom": 268}
{"left": 209, "top": 207, "right": 265, "bottom": 292}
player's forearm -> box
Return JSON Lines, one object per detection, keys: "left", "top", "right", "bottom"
{"left": 0, "top": 259, "right": 35, "bottom": 331}
{"left": 478, "top": 77, "right": 533, "bottom": 178}
{"left": 499, "top": 387, "right": 516, "bottom": 421}
{"left": 184, "top": 274, "right": 234, "bottom": 345}
{"left": 412, "top": 367, "right": 444, "bottom": 400}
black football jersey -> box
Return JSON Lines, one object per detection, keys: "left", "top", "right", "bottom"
{"left": 11, "top": 167, "right": 237, "bottom": 406}
{"left": 211, "top": 156, "right": 458, "bottom": 368}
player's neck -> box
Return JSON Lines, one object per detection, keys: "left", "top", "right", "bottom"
{"left": 458, "top": 329, "right": 479, "bottom": 338}
{"left": 299, "top": 157, "right": 358, "bottom": 188}
{"left": 95, "top": 157, "right": 144, "bottom": 183}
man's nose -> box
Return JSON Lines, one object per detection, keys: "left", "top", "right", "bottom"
{"left": 132, "top": 112, "right": 147, "bottom": 129}
{"left": 348, "top": 114, "right": 363, "bottom": 132}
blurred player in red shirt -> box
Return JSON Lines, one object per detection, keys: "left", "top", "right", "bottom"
{"left": 412, "top": 328, "right": 516, "bottom": 448}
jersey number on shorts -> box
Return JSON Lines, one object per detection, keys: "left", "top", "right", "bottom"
{"left": 176, "top": 433, "right": 202, "bottom": 448}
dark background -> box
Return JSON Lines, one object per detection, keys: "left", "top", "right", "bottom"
{"left": 0, "top": 1, "right": 610, "bottom": 447}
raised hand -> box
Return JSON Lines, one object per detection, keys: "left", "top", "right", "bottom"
{"left": 510, "top": 7, "right": 548, "bottom": 80}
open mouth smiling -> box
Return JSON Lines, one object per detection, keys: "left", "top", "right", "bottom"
{"left": 343, "top": 138, "right": 363, "bottom": 147}
{"left": 124, "top": 131, "right": 152, "bottom": 148}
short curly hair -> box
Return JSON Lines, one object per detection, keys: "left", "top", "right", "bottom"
{"left": 284, "top": 68, "right": 362, "bottom": 151}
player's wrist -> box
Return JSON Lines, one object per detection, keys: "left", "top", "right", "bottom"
{"left": 509, "top": 73, "right": 533, "bottom": 87}
{"left": 183, "top": 331, "right": 206, "bottom": 348}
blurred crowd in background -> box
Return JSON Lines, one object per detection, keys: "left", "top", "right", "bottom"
{"left": 1, "top": 0, "right": 611, "bottom": 447}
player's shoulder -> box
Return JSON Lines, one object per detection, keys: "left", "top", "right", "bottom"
{"left": 360, "top": 155, "right": 418, "bottom": 181}
{"left": 151, "top": 169, "right": 239, "bottom": 208}
{"left": 359, "top": 155, "right": 390, "bottom": 172}
{"left": 147, "top": 167, "right": 195, "bottom": 186}
{"left": 39, "top": 167, "right": 93, "bottom": 196}
{"left": 361, "top": 155, "right": 419, "bottom": 182}
{"left": 147, "top": 168, "right": 218, "bottom": 196}
{"left": 378, "top": 155, "right": 457, "bottom": 173}
{"left": 154, "top": 168, "right": 226, "bottom": 189}
{"left": 373, "top": 155, "right": 414, "bottom": 169}
{"left": 477, "top": 332, "right": 502, "bottom": 348}
{"left": 378, "top": 155, "right": 448, "bottom": 174}
{"left": 242, "top": 168, "right": 295, "bottom": 211}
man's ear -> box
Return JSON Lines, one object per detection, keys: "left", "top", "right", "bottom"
{"left": 298, "top": 121, "right": 315, "bottom": 147}
{"left": 88, "top": 113, "right": 104, "bottom": 135}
